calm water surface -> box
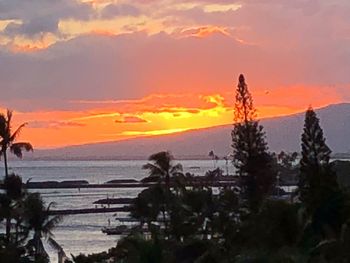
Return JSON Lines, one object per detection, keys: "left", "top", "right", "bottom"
{"left": 0, "top": 159, "right": 234, "bottom": 262}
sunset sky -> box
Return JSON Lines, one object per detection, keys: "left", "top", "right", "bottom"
{"left": 1, "top": 0, "right": 350, "bottom": 148}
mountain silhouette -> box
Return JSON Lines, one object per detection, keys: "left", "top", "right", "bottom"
{"left": 30, "top": 103, "right": 350, "bottom": 160}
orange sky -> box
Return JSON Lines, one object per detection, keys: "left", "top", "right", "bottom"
{"left": 8, "top": 88, "right": 342, "bottom": 148}
{"left": 1, "top": 0, "right": 350, "bottom": 148}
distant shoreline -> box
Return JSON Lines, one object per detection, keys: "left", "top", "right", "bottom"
{"left": 8, "top": 154, "right": 350, "bottom": 162}
{"left": 11, "top": 156, "right": 223, "bottom": 161}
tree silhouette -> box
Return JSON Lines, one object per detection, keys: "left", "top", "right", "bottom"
{"left": 298, "top": 107, "right": 342, "bottom": 242}
{"left": 208, "top": 151, "right": 219, "bottom": 168}
{"left": 142, "top": 151, "right": 183, "bottom": 236}
{"left": 0, "top": 109, "right": 33, "bottom": 179}
{"left": 231, "top": 74, "right": 275, "bottom": 211}
{"left": 298, "top": 107, "right": 339, "bottom": 212}
{"left": 0, "top": 110, "right": 33, "bottom": 247}
{"left": 143, "top": 151, "right": 183, "bottom": 193}
{"left": 130, "top": 185, "right": 163, "bottom": 231}
{"left": 1, "top": 174, "right": 28, "bottom": 246}
{"left": 23, "top": 193, "right": 62, "bottom": 262}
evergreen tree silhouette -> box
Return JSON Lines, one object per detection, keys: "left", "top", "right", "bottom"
{"left": 231, "top": 74, "right": 275, "bottom": 212}
{"left": 298, "top": 107, "right": 339, "bottom": 213}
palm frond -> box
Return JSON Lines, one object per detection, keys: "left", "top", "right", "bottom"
{"left": 43, "top": 215, "right": 63, "bottom": 235}
{"left": 41, "top": 201, "right": 62, "bottom": 235}
{"left": 6, "top": 109, "right": 13, "bottom": 135}
{"left": 148, "top": 151, "right": 167, "bottom": 161}
{"left": 26, "top": 238, "right": 35, "bottom": 251}
{"left": 47, "top": 237, "right": 64, "bottom": 253}
{"left": 0, "top": 114, "right": 6, "bottom": 138}
{"left": 10, "top": 122, "right": 28, "bottom": 142}
{"left": 46, "top": 201, "right": 57, "bottom": 211}
{"left": 149, "top": 151, "right": 172, "bottom": 171}
{"left": 26, "top": 178, "right": 32, "bottom": 185}
{"left": 17, "top": 228, "right": 30, "bottom": 245}
{"left": 0, "top": 141, "right": 3, "bottom": 158}
{"left": 10, "top": 142, "right": 33, "bottom": 158}
{"left": 143, "top": 163, "right": 165, "bottom": 177}
{"left": 170, "top": 163, "right": 183, "bottom": 174}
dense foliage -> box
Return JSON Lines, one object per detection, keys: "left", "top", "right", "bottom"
{"left": 73, "top": 77, "right": 350, "bottom": 263}
{"left": 0, "top": 109, "right": 61, "bottom": 263}
{"left": 0, "top": 174, "right": 63, "bottom": 263}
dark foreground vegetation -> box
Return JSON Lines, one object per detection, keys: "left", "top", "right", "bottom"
{"left": 2, "top": 75, "right": 350, "bottom": 262}
{"left": 0, "top": 110, "right": 64, "bottom": 262}
{"left": 70, "top": 75, "right": 350, "bottom": 263}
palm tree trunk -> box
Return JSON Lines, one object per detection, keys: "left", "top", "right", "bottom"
{"left": 34, "top": 232, "right": 43, "bottom": 262}
{"left": 161, "top": 208, "right": 168, "bottom": 237}
{"left": 5, "top": 218, "right": 11, "bottom": 245}
{"left": 15, "top": 221, "right": 19, "bottom": 244}
{"left": 164, "top": 173, "right": 170, "bottom": 238}
{"left": 3, "top": 149, "right": 8, "bottom": 179}
{"left": 4, "top": 149, "right": 11, "bottom": 244}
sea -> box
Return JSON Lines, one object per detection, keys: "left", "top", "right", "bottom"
{"left": 0, "top": 159, "right": 235, "bottom": 262}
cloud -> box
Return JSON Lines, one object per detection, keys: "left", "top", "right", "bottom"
{"left": 0, "top": 0, "right": 349, "bottom": 114}
{"left": 115, "top": 116, "right": 148, "bottom": 123}
{"left": 121, "top": 128, "right": 189, "bottom": 136}
{"left": 4, "top": 17, "right": 59, "bottom": 37}
{"left": 69, "top": 93, "right": 223, "bottom": 116}
{"left": 100, "top": 4, "right": 141, "bottom": 19}
{"left": 0, "top": 32, "right": 245, "bottom": 110}
{"left": 177, "top": 26, "right": 231, "bottom": 38}
{"left": 0, "top": 0, "right": 94, "bottom": 37}
{"left": 1, "top": 0, "right": 349, "bottom": 148}
{"left": 29, "top": 120, "right": 86, "bottom": 129}
{"left": 1, "top": 26, "right": 349, "bottom": 114}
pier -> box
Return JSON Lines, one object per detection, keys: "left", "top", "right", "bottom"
{"left": 49, "top": 206, "right": 131, "bottom": 215}
{"left": 0, "top": 178, "right": 243, "bottom": 189}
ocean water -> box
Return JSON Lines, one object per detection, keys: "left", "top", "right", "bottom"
{"left": 0, "top": 159, "right": 234, "bottom": 262}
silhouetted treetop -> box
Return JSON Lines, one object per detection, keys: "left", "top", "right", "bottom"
{"left": 234, "top": 74, "right": 256, "bottom": 123}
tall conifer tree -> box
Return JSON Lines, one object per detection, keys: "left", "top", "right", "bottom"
{"left": 231, "top": 74, "right": 275, "bottom": 211}
{"left": 298, "top": 107, "right": 339, "bottom": 213}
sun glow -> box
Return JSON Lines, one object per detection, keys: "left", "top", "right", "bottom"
{"left": 122, "top": 128, "right": 189, "bottom": 136}
{"left": 6, "top": 88, "right": 334, "bottom": 149}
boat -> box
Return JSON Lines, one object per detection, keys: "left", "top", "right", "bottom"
{"left": 102, "top": 225, "right": 130, "bottom": 235}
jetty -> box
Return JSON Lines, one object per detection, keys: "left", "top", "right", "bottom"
{"left": 93, "top": 197, "right": 134, "bottom": 205}
{"left": 0, "top": 177, "right": 243, "bottom": 189}
{"left": 49, "top": 206, "right": 131, "bottom": 215}
{"left": 0, "top": 178, "right": 296, "bottom": 190}
{"left": 1, "top": 177, "right": 296, "bottom": 216}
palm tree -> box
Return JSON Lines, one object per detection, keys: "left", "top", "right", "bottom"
{"left": 130, "top": 185, "right": 163, "bottom": 231}
{"left": 0, "top": 110, "right": 32, "bottom": 249}
{"left": 1, "top": 173, "right": 29, "bottom": 246}
{"left": 143, "top": 151, "right": 183, "bottom": 236}
{"left": 208, "top": 150, "right": 217, "bottom": 168}
{"left": 143, "top": 151, "right": 183, "bottom": 193}
{"left": 0, "top": 109, "right": 33, "bottom": 179}
{"left": 23, "top": 193, "right": 62, "bottom": 262}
